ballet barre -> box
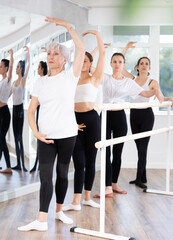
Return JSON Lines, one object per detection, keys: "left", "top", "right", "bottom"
{"left": 70, "top": 101, "right": 172, "bottom": 240}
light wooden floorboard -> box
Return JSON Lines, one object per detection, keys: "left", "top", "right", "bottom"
{"left": 0, "top": 169, "right": 173, "bottom": 240}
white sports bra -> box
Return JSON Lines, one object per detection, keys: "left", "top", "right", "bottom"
{"left": 74, "top": 83, "right": 98, "bottom": 103}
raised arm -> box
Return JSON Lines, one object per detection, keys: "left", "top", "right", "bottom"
{"left": 22, "top": 46, "right": 30, "bottom": 89}
{"left": 7, "top": 49, "right": 13, "bottom": 83}
{"left": 82, "top": 30, "right": 106, "bottom": 87}
{"left": 122, "top": 41, "right": 137, "bottom": 79}
{"left": 45, "top": 17, "right": 86, "bottom": 77}
{"left": 90, "top": 43, "right": 111, "bottom": 57}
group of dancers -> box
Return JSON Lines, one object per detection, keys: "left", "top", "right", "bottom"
{"left": 0, "top": 16, "right": 172, "bottom": 232}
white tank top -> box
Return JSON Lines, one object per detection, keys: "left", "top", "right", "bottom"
{"left": 74, "top": 83, "right": 98, "bottom": 103}
{"left": 130, "top": 77, "right": 152, "bottom": 105}
{"left": 12, "top": 79, "right": 24, "bottom": 105}
{"left": 0, "top": 77, "right": 11, "bottom": 104}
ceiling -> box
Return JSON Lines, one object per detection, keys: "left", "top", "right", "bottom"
{"left": 0, "top": 0, "right": 173, "bottom": 41}
{"left": 67, "top": 0, "right": 173, "bottom": 8}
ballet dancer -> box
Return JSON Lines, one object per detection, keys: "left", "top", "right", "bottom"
{"left": 18, "top": 17, "right": 85, "bottom": 231}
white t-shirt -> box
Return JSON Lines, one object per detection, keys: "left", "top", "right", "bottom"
{"left": 130, "top": 77, "right": 151, "bottom": 104}
{"left": 0, "top": 77, "right": 11, "bottom": 103}
{"left": 32, "top": 67, "right": 79, "bottom": 139}
{"left": 12, "top": 79, "right": 24, "bottom": 105}
{"left": 102, "top": 73, "right": 143, "bottom": 104}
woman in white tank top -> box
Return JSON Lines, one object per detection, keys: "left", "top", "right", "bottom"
{"left": 9, "top": 46, "right": 30, "bottom": 171}
{"left": 0, "top": 50, "right": 13, "bottom": 174}
{"left": 123, "top": 42, "right": 173, "bottom": 189}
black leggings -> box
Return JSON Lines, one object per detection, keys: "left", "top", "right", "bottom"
{"left": 12, "top": 104, "right": 25, "bottom": 168}
{"left": 106, "top": 110, "right": 127, "bottom": 186}
{"left": 38, "top": 136, "right": 76, "bottom": 213}
{"left": 130, "top": 108, "right": 154, "bottom": 182}
{"left": 0, "top": 105, "right": 11, "bottom": 168}
{"left": 73, "top": 110, "right": 101, "bottom": 193}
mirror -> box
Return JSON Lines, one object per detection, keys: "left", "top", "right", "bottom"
{"left": 0, "top": 9, "right": 76, "bottom": 201}
{"left": 0, "top": 5, "right": 32, "bottom": 198}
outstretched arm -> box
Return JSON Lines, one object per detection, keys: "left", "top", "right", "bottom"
{"left": 22, "top": 46, "right": 30, "bottom": 89}
{"left": 7, "top": 49, "right": 13, "bottom": 83}
{"left": 82, "top": 30, "right": 105, "bottom": 87}
{"left": 45, "top": 17, "right": 86, "bottom": 77}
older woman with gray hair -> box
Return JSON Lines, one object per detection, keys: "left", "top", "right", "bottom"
{"left": 18, "top": 17, "right": 86, "bottom": 231}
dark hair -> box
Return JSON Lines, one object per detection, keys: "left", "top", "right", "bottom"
{"left": 1, "top": 59, "right": 9, "bottom": 71}
{"left": 111, "top": 53, "right": 125, "bottom": 63}
{"left": 85, "top": 51, "right": 93, "bottom": 62}
{"left": 40, "top": 61, "right": 48, "bottom": 75}
{"left": 19, "top": 60, "right": 25, "bottom": 77}
{"left": 135, "top": 57, "right": 151, "bottom": 76}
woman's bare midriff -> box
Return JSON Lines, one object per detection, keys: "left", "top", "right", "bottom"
{"left": 0, "top": 102, "right": 7, "bottom": 108}
{"left": 75, "top": 102, "right": 95, "bottom": 112}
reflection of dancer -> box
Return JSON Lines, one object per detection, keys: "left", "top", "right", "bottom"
{"left": 93, "top": 52, "right": 163, "bottom": 198}
{"left": 123, "top": 42, "right": 173, "bottom": 189}
{"left": 30, "top": 61, "right": 48, "bottom": 173}
{"left": 18, "top": 17, "right": 85, "bottom": 232}
{"left": 0, "top": 50, "right": 13, "bottom": 174}
{"left": 10, "top": 46, "right": 30, "bottom": 171}
{"left": 63, "top": 30, "right": 105, "bottom": 211}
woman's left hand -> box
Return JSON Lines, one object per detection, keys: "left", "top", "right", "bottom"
{"left": 78, "top": 123, "right": 86, "bottom": 131}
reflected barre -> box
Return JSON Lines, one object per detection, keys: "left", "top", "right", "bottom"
{"left": 94, "top": 101, "right": 172, "bottom": 111}
{"left": 95, "top": 127, "right": 173, "bottom": 149}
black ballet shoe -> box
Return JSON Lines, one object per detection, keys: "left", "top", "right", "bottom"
{"left": 30, "top": 166, "right": 36, "bottom": 173}
{"left": 129, "top": 180, "right": 136, "bottom": 184}
{"left": 12, "top": 165, "right": 22, "bottom": 170}
{"left": 135, "top": 181, "right": 147, "bottom": 189}
{"left": 22, "top": 167, "right": 28, "bottom": 172}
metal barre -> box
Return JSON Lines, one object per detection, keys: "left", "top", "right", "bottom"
{"left": 94, "top": 101, "right": 172, "bottom": 111}
{"left": 95, "top": 127, "right": 173, "bottom": 149}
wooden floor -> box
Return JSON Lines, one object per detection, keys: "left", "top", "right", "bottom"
{"left": 0, "top": 169, "right": 173, "bottom": 240}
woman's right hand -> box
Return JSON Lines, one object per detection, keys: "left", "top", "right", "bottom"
{"left": 34, "top": 132, "right": 54, "bottom": 144}
{"left": 45, "top": 17, "right": 68, "bottom": 28}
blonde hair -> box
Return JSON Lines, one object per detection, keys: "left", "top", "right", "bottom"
{"left": 48, "top": 42, "right": 69, "bottom": 60}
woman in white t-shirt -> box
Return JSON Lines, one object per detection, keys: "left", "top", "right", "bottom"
{"left": 9, "top": 46, "right": 30, "bottom": 172}
{"left": 18, "top": 17, "right": 86, "bottom": 232}
{"left": 0, "top": 50, "right": 13, "bottom": 174}
{"left": 122, "top": 42, "right": 173, "bottom": 189}
{"left": 93, "top": 52, "right": 163, "bottom": 198}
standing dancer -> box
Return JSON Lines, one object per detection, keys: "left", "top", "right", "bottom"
{"left": 18, "top": 17, "right": 85, "bottom": 231}
{"left": 63, "top": 30, "right": 105, "bottom": 211}
{"left": 123, "top": 42, "right": 173, "bottom": 189}
{"left": 10, "top": 46, "right": 30, "bottom": 171}
{"left": 30, "top": 61, "right": 48, "bottom": 173}
{"left": 93, "top": 52, "right": 163, "bottom": 198}
{"left": 0, "top": 50, "right": 13, "bottom": 174}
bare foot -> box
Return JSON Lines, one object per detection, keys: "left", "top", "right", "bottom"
{"left": 112, "top": 183, "right": 127, "bottom": 194}
{"left": 0, "top": 168, "right": 12, "bottom": 174}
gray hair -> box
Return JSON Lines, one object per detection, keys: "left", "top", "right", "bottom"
{"left": 48, "top": 42, "right": 69, "bottom": 60}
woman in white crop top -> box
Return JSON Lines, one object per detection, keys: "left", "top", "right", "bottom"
{"left": 0, "top": 50, "right": 13, "bottom": 174}
{"left": 122, "top": 42, "right": 173, "bottom": 189}
{"left": 9, "top": 46, "right": 30, "bottom": 172}
{"left": 63, "top": 30, "right": 105, "bottom": 212}
{"left": 18, "top": 17, "right": 86, "bottom": 232}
